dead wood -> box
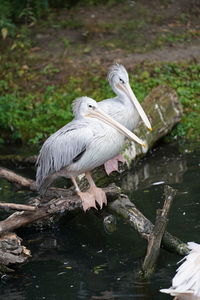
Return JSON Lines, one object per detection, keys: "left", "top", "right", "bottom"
{"left": 0, "top": 184, "right": 119, "bottom": 235}
{"left": 108, "top": 190, "right": 188, "bottom": 256}
{"left": 0, "top": 232, "right": 31, "bottom": 267}
{"left": 0, "top": 167, "right": 35, "bottom": 190}
{"left": 141, "top": 185, "right": 176, "bottom": 277}
{"left": 0, "top": 167, "right": 74, "bottom": 198}
{"left": 0, "top": 202, "right": 36, "bottom": 212}
{"left": 0, "top": 167, "right": 188, "bottom": 267}
{"left": 0, "top": 168, "right": 188, "bottom": 257}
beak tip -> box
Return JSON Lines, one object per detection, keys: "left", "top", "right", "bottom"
{"left": 149, "top": 127, "right": 152, "bottom": 132}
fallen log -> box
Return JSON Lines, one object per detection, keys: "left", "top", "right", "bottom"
{"left": 123, "top": 85, "right": 182, "bottom": 162}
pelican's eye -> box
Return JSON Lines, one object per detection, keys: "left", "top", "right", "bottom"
{"left": 88, "top": 104, "right": 93, "bottom": 108}
{"left": 119, "top": 78, "right": 125, "bottom": 84}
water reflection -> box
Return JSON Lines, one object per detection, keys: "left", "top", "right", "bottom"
{"left": 121, "top": 145, "right": 187, "bottom": 191}
{"left": 0, "top": 279, "right": 26, "bottom": 300}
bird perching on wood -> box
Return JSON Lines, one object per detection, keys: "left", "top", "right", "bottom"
{"left": 99, "top": 63, "right": 152, "bottom": 174}
{"left": 160, "top": 242, "right": 200, "bottom": 300}
{"left": 36, "top": 97, "right": 146, "bottom": 211}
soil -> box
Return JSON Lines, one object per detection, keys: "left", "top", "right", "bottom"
{"left": 29, "top": 0, "right": 200, "bottom": 76}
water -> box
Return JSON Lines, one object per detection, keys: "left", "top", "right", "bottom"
{"left": 0, "top": 142, "right": 199, "bottom": 300}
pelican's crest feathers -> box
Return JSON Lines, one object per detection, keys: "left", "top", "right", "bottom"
{"left": 107, "top": 63, "right": 128, "bottom": 84}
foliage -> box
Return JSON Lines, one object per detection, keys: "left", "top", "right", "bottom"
{"left": 0, "top": 0, "right": 120, "bottom": 38}
{"left": 0, "top": 0, "right": 49, "bottom": 37}
{"left": 0, "top": 59, "right": 199, "bottom": 144}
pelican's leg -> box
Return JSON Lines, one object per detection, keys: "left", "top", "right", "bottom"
{"left": 85, "top": 172, "right": 107, "bottom": 209}
{"left": 71, "top": 176, "right": 97, "bottom": 212}
{"left": 104, "top": 154, "right": 127, "bottom": 175}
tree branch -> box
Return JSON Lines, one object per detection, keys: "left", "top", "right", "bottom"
{"left": 141, "top": 186, "right": 177, "bottom": 277}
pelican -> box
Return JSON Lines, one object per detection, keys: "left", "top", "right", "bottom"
{"left": 36, "top": 97, "right": 146, "bottom": 211}
{"left": 99, "top": 63, "right": 152, "bottom": 174}
{"left": 160, "top": 242, "right": 200, "bottom": 300}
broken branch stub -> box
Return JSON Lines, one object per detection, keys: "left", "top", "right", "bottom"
{"left": 141, "top": 186, "right": 177, "bottom": 278}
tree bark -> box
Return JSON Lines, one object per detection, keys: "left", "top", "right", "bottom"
{"left": 0, "top": 232, "right": 31, "bottom": 267}
{"left": 141, "top": 186, "right": 177, "bottom": 277}
{"left": 0, "top": 184, "right": 119, "bottom": 235}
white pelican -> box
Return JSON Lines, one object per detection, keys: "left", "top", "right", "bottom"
{"left": 160, "top": 242, "right": 200, "bottom": 300}
{"left": 36, "top": 97, "right": 145, "bottom": 211}
{"left": 99, "top": 63, "right": 152, "bottom": 174}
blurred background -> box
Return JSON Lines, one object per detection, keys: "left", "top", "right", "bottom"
{"left": 0, "top": 0, "right": 199, "bottom": 145}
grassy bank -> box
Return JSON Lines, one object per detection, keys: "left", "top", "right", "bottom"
{"left": 0, "top": 59, "right": 199, "bottom": 144}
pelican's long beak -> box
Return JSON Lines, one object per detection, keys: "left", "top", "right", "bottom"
{"left": 116, "top": 82, "right": 152, "bottom": 131}
{"left": 87, "top": 108, "right": 146, "bottom": 147}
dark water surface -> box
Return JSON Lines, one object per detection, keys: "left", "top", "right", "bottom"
{"left": 0, "top": 142, "right": 199, "bottom": 300}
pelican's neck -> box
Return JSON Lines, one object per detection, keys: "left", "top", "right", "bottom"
{"left": 112, "top": 95, "right": 139, "bottom": 131}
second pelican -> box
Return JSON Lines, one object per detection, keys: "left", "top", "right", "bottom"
{"left": 99, "top": 63, "right": 152, "bottom": 174}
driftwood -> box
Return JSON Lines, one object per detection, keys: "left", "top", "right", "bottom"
{"left": 0, "top": 167, "right": 75, "bottom": 198}
{"left": 0, "top": 202, "right": 36, "bottom": 212}
{"left": 0, "top": 183, "right": 119, "bottom": 234}
{"left": 0, "top": 168, "right": 188, "bottom": 256}
{"left": 141, "top": 185, "right": 176, "bottom": 277}
{"left": 0, "top": 167, "right": 35, "bottom": 190}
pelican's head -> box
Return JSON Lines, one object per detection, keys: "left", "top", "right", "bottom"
{"left": 72, "top": 96, "right": 146, "bottom": 147}
{"left": 108, "top": 63, "right": 152, "bottom": 131}
{"left": 108, "top": 63, "right": 129, "bottom": 91}
{"left": 72, "top": 96, "right": 98, "bottom": 118}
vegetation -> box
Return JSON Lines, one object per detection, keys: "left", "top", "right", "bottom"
{"left": 0, "top": 1, "right": 199, "bottom": 145}
{"left": 0, "top": 0, "right": 119, "bottom": 38}
{"left": 0, "top": 58, "right": 199, "bottom": 144}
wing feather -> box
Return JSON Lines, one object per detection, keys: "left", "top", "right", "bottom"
{"left": 36, "top": 119, "right": 93, "bottom": 188}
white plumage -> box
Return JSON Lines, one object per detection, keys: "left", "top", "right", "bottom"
{"left": 36, "top": 96, "right": 145, "bottom": 211}
{"left": 98, "top": 63, "right": 152, "bottom": 174}
{"left": 160, "top": 242, "right": 200, "bottom": 299}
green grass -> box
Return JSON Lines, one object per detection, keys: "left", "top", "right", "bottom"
{"left": 0, "top": 59, "right": 199, "bottom": 144}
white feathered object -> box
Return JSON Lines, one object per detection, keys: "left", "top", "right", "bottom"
{"left": 160, "top": 242, "right": 200, "bottom": 300}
